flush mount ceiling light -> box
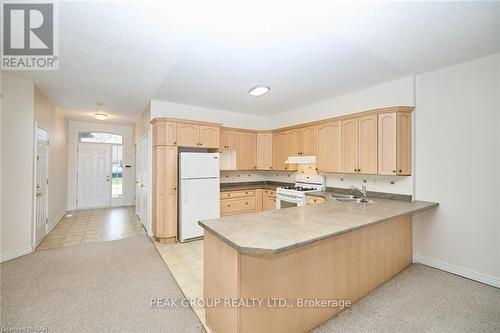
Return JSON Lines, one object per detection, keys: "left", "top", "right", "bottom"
{"left": 95, "top": 113, "right": 108, "bottom": 121}
{"left": 248, "top": 86, "right": 270, "bottom": 97}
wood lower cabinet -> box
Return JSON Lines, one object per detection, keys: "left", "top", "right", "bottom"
{"left": 341, "top": 118, "right": 359, "bottom": 173}
{"left": 378, "top": 112, "right": 412, "bottom": 175}
{"left": 273, "top": 131, "right": 290, "bottom": 171}
{"left": 262, "top": 189, "right": 276, "bottom": 211}
{"left": 152, "top": 146, "right": 178, "bottom": 241}
{"left": 256, "top": 133, "right": 273, "bottom": 170}
{"left": 306, "top": 195, "right": 325, "bottom": 205}
{"left": 316, "top": 121, "right": 341, "bottom": 172}
{"left": 358, "top": 115, "right": 378, "bottom": 174}
{"left": 220, "top": 190, "right": 259, "bottom": 217}
{"left": 238, "top": 132, "right": 257, "bottom": 170}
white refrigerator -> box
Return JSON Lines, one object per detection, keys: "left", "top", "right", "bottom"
{"left": 179, "top": 152, "right": 220, "bottom": 242}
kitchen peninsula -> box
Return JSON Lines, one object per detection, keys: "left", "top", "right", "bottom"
{"left": 199, "top": 195, "right": 438, "bottom": 333}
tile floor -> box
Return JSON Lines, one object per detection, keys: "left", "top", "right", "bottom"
{"left": 37, "top": 206, "right": 146, "bottom": 251}
{"left": 153, "top": 239, "right": 207, "bottom": 330}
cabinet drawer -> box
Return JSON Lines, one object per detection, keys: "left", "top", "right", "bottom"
{"left": 307, "top": 196, "right": 325, "bottom": 205}
{"left": 220, "top": 190, "right": 255, "bottom": 200}
{"left": 262, "top": 189, "right": 276, "bottom": 197}
{"left": 220, "top": 197, "right": 256, "bottom": 214}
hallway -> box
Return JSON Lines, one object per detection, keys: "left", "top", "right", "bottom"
{"left": 37, "top": 207, "right": 146, "bottom": 250}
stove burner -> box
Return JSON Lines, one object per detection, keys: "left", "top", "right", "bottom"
{"left": 281, "top": 186, "right": 315, "bottom": 192}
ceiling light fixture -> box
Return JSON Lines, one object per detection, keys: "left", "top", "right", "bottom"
{"left": 95, "top": 113, "right": 108, "bottom": 121}
{"left": 249, "top": 86, "right": 270, "bottom": 97}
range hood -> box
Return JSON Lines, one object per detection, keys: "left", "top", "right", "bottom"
{"left": 285, "top": 155, "right": 317, "bottom": 165}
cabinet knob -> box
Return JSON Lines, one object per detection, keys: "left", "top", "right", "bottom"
{"left": 228, "top": 204, "right": 231, "bottom": 207}
{"left": 174, "top": 141, "right": 177, "bottom": 144}
{"left": 245, "top": 202, "right": 248, "bottom": 205}
{"left": 392, "top": 170, "right": 396, "bottom": 173}
{"left": 358, "top": 169, "right": 361, "bottom": 172}
{"left": 399, "top": 169, "right": 402, "bottom": 173}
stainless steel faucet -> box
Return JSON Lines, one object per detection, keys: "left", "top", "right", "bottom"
{"left": 347, "top": 185, "right": 368, "bottom": 203}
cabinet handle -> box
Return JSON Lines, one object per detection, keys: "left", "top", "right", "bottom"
{"left": 358, "top": 169, "right": 361, "bottom": 172}
{"left": 399, "top": 169, "right": 402, "bottom": 173}
{"left": 245, "top": 202, "right": 248, "bottom": 205}
{"left": 392, "top": 170, "right": 396, "bottom": 173}
{"left": 228, "top": 193, "right": 231, "bottom": 196}
{"left": 174, "top": 141, "right": 177, "bottom": 144}
{"left": 228, "top": 204, "right": 231, "bottom": 207}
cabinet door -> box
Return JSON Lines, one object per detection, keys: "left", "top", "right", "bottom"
{"left": 288, "top": 129, "right": 302, "bottom": 156}
{"left": 358, "top": 115, "right": 378, "bottom": 174}
{"left": 257, "top": 133, "right": 273, "bottom": 170}
{"left": 199, "top": 125, "right": 220, "bottom": 148}
{"left": 237, "top": 132, "right": 257, "bottom": 170}
{"left": 272, "top": 132, "right": 289, "bottom": 170}
{"left": 262, "top": 195, "right": 276, "bottom": 211}
{"left": 316, "top": 121, "right": 341, "bottom": 172}
{"left": 255, "top": 189, "right": 263, "bottom": 212}
{"left": 341, "top": 118, "right": 359, "bottom": 173}
{"left": 153, "top": 121, "right": 177, "bottom": 146}
{"left": 378, "top": 113, "right": 397, "bottom": 175}
{"left": 397, "top": 112, "right": 412, "bottom": 175}
{"left": 221, "top": 130, "right": 238, "bottom": 150}
{"left": 153, "top": 146, "right": 178, "bottom": 239}
{"left": 177, "top": 123, "right": 199, "bottom": 147}
{"left": 301, "top": 126, "right": 316, "bottom": 156}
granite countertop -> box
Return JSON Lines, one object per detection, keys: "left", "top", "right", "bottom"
{"left": 220, "top": 181, "right": 292, "bottom": 192}
{"left": 199, "top": 195, "right": 438, "bottom": 255}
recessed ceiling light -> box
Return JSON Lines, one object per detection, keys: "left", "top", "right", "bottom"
{"left": 249, "top": 86, "right": 270, "bottom": 97}
{"left": 95, "top": 113, "right": 108, "bottom": 121}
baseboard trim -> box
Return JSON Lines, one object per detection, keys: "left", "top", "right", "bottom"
{"left": 0, "top": 246, "right": 33, "bottom": 263}
{"left": 413, "top": 255, "right": 500, "bottom": 288}
{"left": 33, "top": 210, "right": 67, "bottom": 250}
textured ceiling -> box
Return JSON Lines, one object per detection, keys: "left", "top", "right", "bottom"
{"left": 8, "top": 1, "right": 500, "bottom": 123}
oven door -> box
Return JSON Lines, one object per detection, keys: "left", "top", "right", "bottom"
{"left": 276, "top": 193, "right": 305, "bottom": 209}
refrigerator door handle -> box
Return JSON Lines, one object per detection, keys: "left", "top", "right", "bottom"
{"left": 183, "top": 182, "right": 188, "bottom": 204}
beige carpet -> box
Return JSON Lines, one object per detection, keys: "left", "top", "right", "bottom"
{"left": 312, "top": 264, "right": 500, "bottom": 333}
{"left": 0, "top": 236, "right": 204, "bottom": 333}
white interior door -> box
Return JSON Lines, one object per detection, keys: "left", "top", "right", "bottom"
{"left": 35, "top": 140, "right": 49, "bottom": 245}
{"left": 77, "top": 143, "right": 112, "bottom": 208}
{"left": 135, "top": 133, "right": 151, "bottom": 233}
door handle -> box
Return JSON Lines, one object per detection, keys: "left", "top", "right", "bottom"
{"left": 36, "top": 192, "right": 43, "bottom": 197}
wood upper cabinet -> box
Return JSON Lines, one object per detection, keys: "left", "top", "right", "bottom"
{"left": 177, "top": 122, "right": 220, "bottom": 148}
{"left": 397, "top": 112, "right": 412, "bottom": 175}
{"left": 177, "top": 122, "right": 200, "bottom": 147}
{"left": 301, "top": 126, "right": 316, "bottom": 156}
{"left": 199, "top": 125, "right": 220, "bottom": 148}
{"left": 341, "top": 118, "right": 359, "bottom": 173}
{"left": 316, "top": 121, "right": 341, "bottom": 172}
{"left": 221, "top": 130, "right": 238, "bottom": 150}
{"left": 238, "top": 132, "right": 257, "bottom": 170}
{"left": 257, "top": 133, "right": 273, "bottom": 170}
{"left": 358, "top": 115, "right": 378, "bottom": 174}
{"left": 378, "top": 112, "right": 412, "bottom": 176}
{"left": 152, "top": 121, "right": 176, "bottom": 146}
{"left": 152, "top": 146, "right": 177, "bottom": 239}
{"left": 272, "top": 131, "right": 290, "bottom": 170}
{"left": 288, "top": 129, "right": 302, "bottom": 156}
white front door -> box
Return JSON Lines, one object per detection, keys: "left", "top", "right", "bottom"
{"left": 35, "top": 139, "right": 49, "bottom": 245}
{"left": 77, "top": 143, "right": 112, "bottom": 209}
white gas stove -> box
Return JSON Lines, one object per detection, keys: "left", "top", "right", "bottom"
{"left": 276, "top": 174, "right": 326, "bottom": 209}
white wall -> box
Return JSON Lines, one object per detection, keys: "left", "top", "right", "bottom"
{"left": 34, "top": 87, "right": 68, "bottom": 230}
{"left": 67, "top": 120, "right": 135, "bottom": 210}
{"left": 0, "top": 73, "right": 35, "bottom": 261}
{"left": 413, "top": 53, "right": 500, "bottom": 286}
{"left": 151, "top": 100, "right": 270, "bottom": 130}
{"left": 269, "top": 76, "right": 415, "bottom": 128}
{"left": 134, "top": 102, "right": 151, "bottom": 143}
